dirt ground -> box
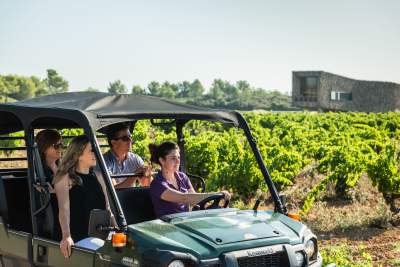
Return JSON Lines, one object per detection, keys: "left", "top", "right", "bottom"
{"left": 280, "top": 173, "right": 400, "bottom": 266}
{"left": 318, "top": 226, "right": 400, "bottom": 266}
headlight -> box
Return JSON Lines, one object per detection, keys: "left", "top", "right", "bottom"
{"left": 295, "top": 251, "right": 305, "bottom": 267}
{"left": 168, "top": 259, "right": 185, "bottom": 267}
{"left": 305, "top": 239, "right": 317, "bottom": 260}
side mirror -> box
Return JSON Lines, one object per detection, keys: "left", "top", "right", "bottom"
{"left": 88, "top": 209, "right": 111, "bottom": 240}
{"left": 274, "top": 194, "right": 287, "bottom": 213}
{"left": 279, "top": 194, "right": 287, "bottom": 207}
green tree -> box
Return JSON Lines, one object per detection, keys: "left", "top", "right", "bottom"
{"left": 44, "top": 69, "right": 69, "bottom": 94}
{"left": 177, "top": 81, "right": 191, "bottom": 98}
{"left": 0, "top": 77, "right": 9, "bottom": 102}
{"left": 221, "top": 81, "right": 239, "bottom": 101}
{"left": 209, "top": 79, "right": 224, "bottom": 100}
{"left": 1, "top": 75, "right": 19, "bottom": 100}
{"left": 159, "top": 81, "right": 176, "bottom": 98}
{"left": 85, "top": 87, "right": 99, "bottom": 92}
{"left": 147, "top": 81, "right": 161, "bottom": 96}
{"left": 31, "top": 76, "right": 47, "bottom": 96}
{"left": 10, "top": 77, "right": 35, "bottom": 100}
{"left": 1, "top": 75, "right": 46, "bottom": 101}
{"left": 188, "top": 79, "right": 204, "bottom": 99}
{"left": 236, "top": 80, "right": 252, "bottom": 109}
{"left": 108, "top": 80, "right": 127, "bottom": 94}
{"left": 0, "top": 77, "right": 8, "bottom": 100}
{"left": 131, "top": 85, "right": 145, "bottom": 95}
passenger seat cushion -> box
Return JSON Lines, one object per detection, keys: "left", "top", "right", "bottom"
{"left": 116, "top": 187, "right": 156, "bottom": 225}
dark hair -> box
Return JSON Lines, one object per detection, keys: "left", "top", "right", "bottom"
{"left": 35, "top": 129, "right": 62, "bottom": 165}
{"left": 149, "top": 141, "right": 179, "bottom": 165}
{"left": 55, "top": 135, "right": 90, "bottom": 186}
{"left": 106, "top": 122, "right": 130, "bottom": 147}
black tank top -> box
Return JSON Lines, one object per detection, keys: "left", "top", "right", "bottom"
{"left": 69, "top": 170, "right": 106, "bottom": 241}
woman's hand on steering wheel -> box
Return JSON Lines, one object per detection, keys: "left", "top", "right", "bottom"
{"left": 193, "top": 191, "right": 231, "bottom": 211}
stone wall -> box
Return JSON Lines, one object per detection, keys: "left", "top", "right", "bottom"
{"left": 292, "top": 71, "right": 400, "bottom": 112}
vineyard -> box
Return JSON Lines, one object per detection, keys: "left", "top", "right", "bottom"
{"left": 127, "top": 112, "right": 400, "bottom": 214}
{"left": 2, "top": 111, "right": 400, "bottom": 266}
{"left": 133, "top": 111, "right": 400, "bottom": 266}
{"left": 2, "top": 111, "right": 400, "bottom": 212}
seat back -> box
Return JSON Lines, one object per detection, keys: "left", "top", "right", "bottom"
{"left": 2, "top": 177, "right": 32, "bottom": 233}
{"left": 116, "top": 187, "right": 156, "bottom": 225}
{"left": 0, "top": 175, "right": 8, "bottom": 224}
{"left": 32, "top": 143, "right": 56, "bottom": 239}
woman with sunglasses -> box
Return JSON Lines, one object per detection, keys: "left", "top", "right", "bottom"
{"left": 149, "top": 141, "right": 231, "bottom": 218}
{"left": 35, "top": 129, "right": 64, "bottom": 240}
{"left": 35, "top": 129, "right": 63, "bottom": 185}
{"left": 54, "top": 135, "right": 115, "bottom": 258}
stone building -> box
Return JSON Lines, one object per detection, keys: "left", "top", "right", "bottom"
{"left": 292, "top": 71, "right": 400, "bottom": 112}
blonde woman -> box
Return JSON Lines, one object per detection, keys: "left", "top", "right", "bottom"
{"left": 54, "top": 135, "right": 114, "bottom": 258}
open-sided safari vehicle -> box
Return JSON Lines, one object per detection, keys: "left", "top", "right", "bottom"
{"left": 0, "top": 92, "right": 324, "bottom": 267}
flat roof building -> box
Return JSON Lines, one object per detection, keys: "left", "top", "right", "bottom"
{"left": 292, "top": 71, "right": 400, "bottom": 112}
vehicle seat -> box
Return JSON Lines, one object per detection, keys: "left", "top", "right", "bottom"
{"left": 116, "top": 187, "right": 156, "bottom": 224}
{"left": 1, "top": 176, "right": 32, "bottom": 233}
{"left": 0, "top": 175, "right": 8, "bottom": 224}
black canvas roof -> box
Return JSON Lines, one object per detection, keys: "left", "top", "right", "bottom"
{"left": 0, "top": 92, "right": 240, "bottom": 134}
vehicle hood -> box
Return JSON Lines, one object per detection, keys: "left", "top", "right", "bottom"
{"left": 128, "top": 209, "right": 308, "bottom": 259}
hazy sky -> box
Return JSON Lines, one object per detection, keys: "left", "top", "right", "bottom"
{"left": 1, "top": 0, "right": 399, "bottom": 94}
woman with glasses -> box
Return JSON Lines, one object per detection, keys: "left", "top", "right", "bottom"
{"left": 149, "top": 141, "right": 231, "bottom": 218}
{"left": 35, "top": 129, "right": 63, "bottom": 185}
{"left": 35, "top": 129, "right": 64, "bottom": 240}
{"left": 54, "top": 135, "right": 115, "bottom": 258}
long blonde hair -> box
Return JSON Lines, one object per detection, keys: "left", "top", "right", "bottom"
{"left": 54, "top": 135, "right": 90, "bottom": 185}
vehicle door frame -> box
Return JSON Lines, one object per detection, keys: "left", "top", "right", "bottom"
{"left": 0, "top": 113, "right": 34, "bottom": 267}
{"left": 26, "top": 122, "right": 99, "bottom": 267}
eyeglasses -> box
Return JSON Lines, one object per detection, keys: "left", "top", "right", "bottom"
{"left": 113, "top": 135, "right": 132, "bottom": 142}
{"left": 52, "top": 143, "right": 64, "bottom": 150}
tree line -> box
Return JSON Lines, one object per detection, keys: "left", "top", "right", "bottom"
{"left": 0, "top": 69, "right": 68, "bottom": 102}
{"left": 0, "top": 69, "right": 294, "bottom": 110}
{"left": 108, "top": 79, "right": 294, "bottom": 110}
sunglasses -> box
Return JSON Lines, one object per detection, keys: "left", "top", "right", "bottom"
{"left": 113, "top": 135, "right": 132, "bottom": 142}
{"left": 52, "top": 143, "right": 64, "bottom": 150}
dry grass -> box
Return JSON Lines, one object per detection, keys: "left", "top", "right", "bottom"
{"left": 281, "top": 171, "right": 400, "bottom": 266}
{"left": 303, "top": 175, "right": 393, "bottom": 233}
{"left": 0, "top": 151, "right": 27, "bottom": 169}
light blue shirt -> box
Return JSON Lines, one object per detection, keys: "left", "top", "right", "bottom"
{"left": 103, "top": 150, "right": 144, "bottom": 184}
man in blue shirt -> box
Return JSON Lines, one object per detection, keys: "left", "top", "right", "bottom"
{"left": 103, "top": 123, "right": 151, "bottom": 188}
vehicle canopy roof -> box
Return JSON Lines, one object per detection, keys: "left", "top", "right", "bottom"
{"left": 0, "top": 92, "right": 286, "bottom": 214}
{"left": 0, "top": 92, "right": 240, "bottom": 134}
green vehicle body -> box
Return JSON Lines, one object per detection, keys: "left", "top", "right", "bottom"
{"left": 0, "top": 92, "right": 327, "bottom": 267}
{"left": 102, "top": 209, "right": 322, "bottom": 267}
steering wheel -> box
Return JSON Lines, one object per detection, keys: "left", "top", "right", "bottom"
{"left": 192, "top": 192, "right": 230, "bottom": 211}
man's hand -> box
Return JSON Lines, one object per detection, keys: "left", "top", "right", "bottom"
{"left": 138, "top": 165, "right": 153, "bottom": 186}
{"left": 221, "top": 190, "right": 232, "bottom": 201}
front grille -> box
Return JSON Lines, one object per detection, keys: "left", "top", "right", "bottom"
{"left": 237, "top": 251, "right": 288, "bottom": 267}
{"left": 223, "top": 245, "right": 290, "bottom": 267}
